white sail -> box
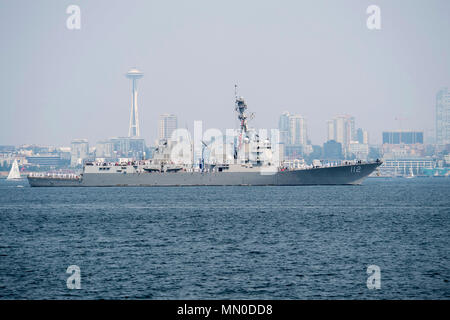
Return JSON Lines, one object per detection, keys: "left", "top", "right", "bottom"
{"left": 7, "top": 160, "right": 21, "bottom": 180}
{"left": 405, "top": 167, "right": 414, "bottom": 179}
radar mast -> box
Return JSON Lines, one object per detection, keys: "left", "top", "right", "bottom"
{"left": 234, "top": 85, "right": 250, "bottom": 159}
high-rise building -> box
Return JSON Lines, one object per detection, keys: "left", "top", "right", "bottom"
{"left": 326, "top": 115, "right": 355, "bottom": 154}
{"left": 126, "top": 68, "right": 144, "bottom": 137}
{"left": 327, "top": 120, "right": 335, "bottom": 141}
{"left": 159, "top": 114, "right": 178, "bottom": 141}
{"left": 70, "top": 139, "right": 89, "bottom": 167}
{"left": 278, "top": 112, "right": 290, "bottom": 145}
{"left": 278, "top": 112, "right": 309, "bottom": 158}
{"left": 357, "top": 128, "right": 369, "bottom": 144}
{"left": 289, "top": 114, "right": 308, "bottom": 146}
{"left": 436, "top": 87, "right": 450, "bottom": 145}
{"left": 278, "top": 112, "right": 308, "bottom": 146}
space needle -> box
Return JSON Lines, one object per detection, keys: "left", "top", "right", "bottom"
{"left": 126, "top": 68, "right": 144, "bottom": 137}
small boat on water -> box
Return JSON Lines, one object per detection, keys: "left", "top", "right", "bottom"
{"left": 7, "top": 160, "right": 22, "bottom": 180}
{"left": 405, "top": 167, "right": 415, "bottom": 179}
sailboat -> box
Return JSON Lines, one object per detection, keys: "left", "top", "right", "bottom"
{"left": 7, "top": 160, "right": 22, "bottom": 180}
{"left": 405, "top": 167, "right": 415, "bottom": 179}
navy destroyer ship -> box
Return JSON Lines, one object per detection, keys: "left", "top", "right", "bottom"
{"left": 28, "top": 94, "right": 382, "bottom": 187}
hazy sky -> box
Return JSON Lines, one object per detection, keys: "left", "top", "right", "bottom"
{"left": 0, "top": 0, "right": 449, "bottom": 146}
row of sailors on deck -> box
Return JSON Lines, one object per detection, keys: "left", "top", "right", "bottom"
{"left": 88, "top": 161, "right": 149, "bottom": 167}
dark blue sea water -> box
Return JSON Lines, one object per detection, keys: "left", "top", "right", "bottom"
{"left": 0, "top": 178, "right": 449, "bottom": 299}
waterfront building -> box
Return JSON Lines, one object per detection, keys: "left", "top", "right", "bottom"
{"left": 380, "top": 157, "right": 435, "bottom": 176}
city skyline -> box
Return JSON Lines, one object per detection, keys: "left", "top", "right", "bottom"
{"left": 0, "top": 101, "right": 445, "bottom": 149}
{"left": 0, "top": 76, "right": 445, "bottom": 148}
{"left": 0, "top": 1, "right": 449, "bottom": 147}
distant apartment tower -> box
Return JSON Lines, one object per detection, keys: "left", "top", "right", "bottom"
{"left": 278, "top": 112, "right": 308, "bottom": 146}
{"left": 326, "top": 120, "right": 334, "bottom": 142}
{"left": 327, "top": 115, "right": 355, "bottom": 153}
{"left": 70, "top": 139, "right": 89, "bottom": 167}
{"left": 289, "top": 114, "right": 308, "bottom": 146}
{"left": 278, "top": 112, "right": 309, "bottom": 159}
{"left": 278, "top": 112, "right": 290, "bottom": 145}
{"left": 356, "top": 128, "right": 369, "bottom": 144}
{"left": 436, "top": 87, "right": 450, "bottom": 145}
{"left": 159, "top": 114, "right": 178, "bottom": 141}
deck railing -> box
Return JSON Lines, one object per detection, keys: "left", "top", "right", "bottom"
{"left": 28, "top": 173, "right": 80, "bottom": 179}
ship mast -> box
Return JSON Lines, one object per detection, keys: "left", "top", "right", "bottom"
{"left": 234, "top": 85, "right": 249, "bottom": 160}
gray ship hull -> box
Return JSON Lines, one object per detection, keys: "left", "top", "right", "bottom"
{"left": 27, "top": 162, "right": 381, "bottom": 187}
